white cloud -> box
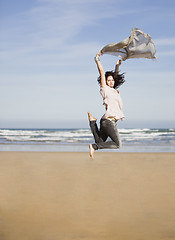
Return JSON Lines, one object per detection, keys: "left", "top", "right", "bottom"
{"left": 158, "top": 51, "right": 175, "bottom": 56}
{"left": 1, "top": 0, "right": 131, "bottom": 74}
{"left": 1, "top": 0, "right": 136, "bottom": 53}
{"left": 36, "top": 0, "right": 118, "bottom": 4}
{"left": 154, "top": 37, "right": 175, "bottom": 46}
{"left": 1, "top": 0, "right": 114, "bottom": 58}
{"left": 153, "top": 37, "right": 175, "bottom": 57}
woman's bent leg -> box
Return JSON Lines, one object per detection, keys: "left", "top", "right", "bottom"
{"left": 89, "top": 120, "right": 108, "bottom": 150}
{"left": 95, "top": 119, "right": 121, "bottom": 149}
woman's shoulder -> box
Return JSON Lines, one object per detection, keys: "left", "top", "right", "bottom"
{"left": 100, "top": 84, "right": 109, "bottom": 91}
{"left": 101, "top": 86, "right": 120, "bottom": 93}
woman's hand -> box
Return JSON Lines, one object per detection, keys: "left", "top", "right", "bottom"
{"left": 116, "top": 59, "right": 122, "bottom": 66}
{"left": 115, "top": 59, "right": 122, "bottom": 75}
{"left": 97, "top": 50, "right": 102, "bottom": 56}
{"left": 95, "top": 50, "right": 102, "bottom": 63}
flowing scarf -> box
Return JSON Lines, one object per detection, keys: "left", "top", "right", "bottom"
{"left": 101, "top": 28, "right": 156, "bottom": 61}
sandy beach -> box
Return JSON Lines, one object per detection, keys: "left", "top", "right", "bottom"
{"left": 0, "top": 152, "right": 175, "bottom": 240}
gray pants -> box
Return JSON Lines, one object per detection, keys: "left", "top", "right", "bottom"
{"left": 89, "top": 118, "right": 121, "bottom": 150}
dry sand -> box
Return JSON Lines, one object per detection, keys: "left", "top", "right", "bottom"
{"left": 0, "top": 152, "right": 175, "bottom": 240}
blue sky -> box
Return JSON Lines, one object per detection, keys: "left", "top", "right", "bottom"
{"left": 0, "top": 0, "right": 175, "bottom": 128}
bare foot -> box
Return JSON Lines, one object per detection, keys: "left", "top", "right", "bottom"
{"left": 89, "top": 144, "right": 95, "bottom": 160}
{"left": 87, "top": 112, "right": 97, "bottom": 122}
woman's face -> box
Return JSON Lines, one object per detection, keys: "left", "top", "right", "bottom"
{"left": 106, "top": 75, "right": 115, "bottom": 88}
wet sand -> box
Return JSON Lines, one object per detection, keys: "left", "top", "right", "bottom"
{"left": 0, "top": 152, "right": 175, "bottom": 240}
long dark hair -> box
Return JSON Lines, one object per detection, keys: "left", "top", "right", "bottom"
{"left": 97, "top": 71, "right": 125, "bottom": 89}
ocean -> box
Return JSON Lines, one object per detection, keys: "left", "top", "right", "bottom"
{"left": 0, "top": 128, "right": 175, "bottom": 152}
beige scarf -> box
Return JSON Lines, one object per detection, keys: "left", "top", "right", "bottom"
{"left": 101, "top": 28, "right": 156, "bottom": 61}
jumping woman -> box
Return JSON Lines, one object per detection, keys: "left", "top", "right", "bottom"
{"left": 88, "top": 50, "right": 125, "bottom": 159}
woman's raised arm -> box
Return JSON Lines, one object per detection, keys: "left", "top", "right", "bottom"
{"left": 95, "top": 50, "right": 106, "bottom": 88}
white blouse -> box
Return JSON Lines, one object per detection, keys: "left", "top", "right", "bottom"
{"left": 100, "top": 85, "right": 125, "bottom": 121}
